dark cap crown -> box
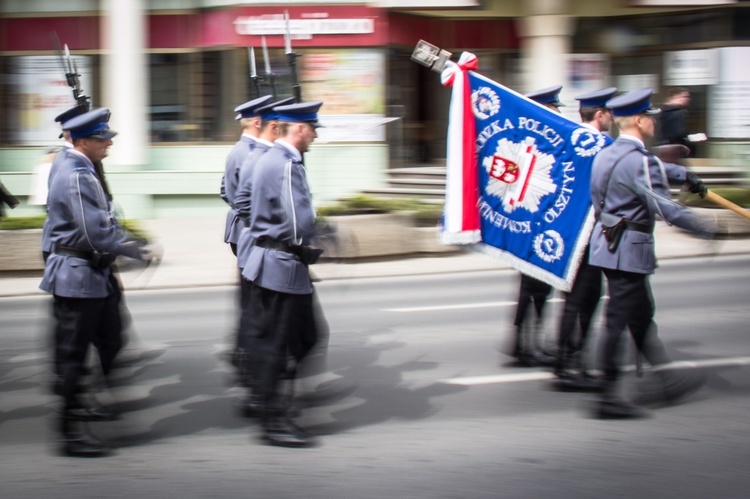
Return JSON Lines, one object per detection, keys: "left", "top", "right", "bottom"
{"left": 62, "top": 107, "right": 117, "bottom": 140}
{"left": 274, "top": 102, "right": 325, "bottom": 128}
{"left": 234, "top": 95, "right": 273, "bottom": 120}
{"left": 606, "top": 88, "right": 660, "bottom": 117}
{"left": 525, "top": 85, "right": 565, "bottom": 107}
{"left": 55, "top": 104, "right": 90, "bottom": 124}
{"left": 256, "top": 97, "right": 296, "bottom": 121}
{"left": 575, "top": 87, "right": 618, "bottom": 108}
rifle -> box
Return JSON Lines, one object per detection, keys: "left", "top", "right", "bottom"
{"left": 261, "top": 36, "right": 278, "bottom": 100}
{"left": 248, "top": 46, "right": 262, "bottom": 99}
{"left": 52, "top": 32, "right": 91, "bottom": 110}
{"left": 284, "top": 10, "right": 302, "bottom": 103}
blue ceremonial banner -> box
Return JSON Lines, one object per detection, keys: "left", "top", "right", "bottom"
{"left": 444, "top": 68, "right": 612, "bottom": 291}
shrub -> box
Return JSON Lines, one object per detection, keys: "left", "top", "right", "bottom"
{"left": 317, "top": 195, "right": 443, "bottom": 226}
{"left": 0, "top": 216, "right": 149, "bottom": 240}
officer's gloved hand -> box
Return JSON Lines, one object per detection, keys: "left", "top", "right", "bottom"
{"left": 138, "top": 243, "right": 163, "bottom": 267}
{"left": 686, "top": 171, "right": 707, "bottom": 198}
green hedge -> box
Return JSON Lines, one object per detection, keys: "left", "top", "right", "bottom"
{"left": 0, "top": 216, "right": 149, "bottom": 240}
{"left": 317, "top": 195, "right": 443, "bottom": 226}
{"left": 0, "top": 215, "right": 46, "bottom": 230}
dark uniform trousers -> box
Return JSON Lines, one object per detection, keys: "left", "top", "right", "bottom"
{"left": 557, "top": 249, "right": 602, "bottom": 367}
{"left": 243, "top": 281, "right": 319, "bottom": 407}
{"left": 53, "top": 274, "right": 124, "bottom": 409}
{"left": 514, "top": 274, "right": 552, "bottom": 327}
{"left": 601, "top": 268, "right": 670, "bottom": 381}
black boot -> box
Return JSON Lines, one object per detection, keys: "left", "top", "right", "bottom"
{"left": 594, "top": 381, "right": 648, "bottom": 420}
{"left": 260, "top": 407, "right": 315, "bottom": 448}
{"left": 237, "top": 388, "right": 265, "bottom": 419}
{"left": 58, "top": 413, "right": 110, "bottom": 457}
{"left": 634, "top": 368, "right": 706, "bottom": 406}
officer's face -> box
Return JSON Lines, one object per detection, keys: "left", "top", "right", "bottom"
{"left": 636, "top": 114, "right": 656, "bottom": 139}
{"left": 598, "top": 108, "right": 613, "bottom": 132}
{"left": 298, "top": 122, "right": 318, "bottom": 153}
{"left": 80, "top": 137, "right": 113, "bottom": 162}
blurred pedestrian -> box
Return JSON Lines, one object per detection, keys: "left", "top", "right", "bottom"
{"left": 657, "top": 87, "right": 691, "bottom": 151}
{"left": 40, "top": 108, "right": 151, "bottom": 456}
{"left": 552, "top": 87, "right": 617, "bottom": 392}
{"left": 0, "top": 179, "right": 19, "bottom": 217}
{"left": 589, "top": 88, "right": 716, "bottom": 419}
{"left": 241, "top": 102, "right": 325, "bottom": 447}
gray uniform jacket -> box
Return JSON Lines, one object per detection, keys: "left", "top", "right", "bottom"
{"left": 589, "top": 136, "right": 716, "bottom": 274}
{"left": 41, "top": 143, "right": 74, "bottom": 254}
{"left": 221, "top": 135, "right": 257, "bottom": 245}
{"left": 241, "top": 142, "right": 316, "bottom": 295}
{"left": 234, "top": 139, "right": 273, "bottom": 270}
{"left": 40, "top": 150, "right": 142, "bottom": 298}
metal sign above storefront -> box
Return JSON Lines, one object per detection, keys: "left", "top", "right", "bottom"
{"left": 663, "top": 49, "right": 720, "bottom": 86}
{"left": 234, "top": 14, "right": 374, "bottom": 38}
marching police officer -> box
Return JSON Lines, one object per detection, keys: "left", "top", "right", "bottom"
{"left": 589, "top": 88, "right": 715, "bottom": 419}
{"left": 221, "top": 95, "right": 273, "bottom": 256}
{"left": 231, "top": 96, "right": 294, "bottom": 410}
{"left": 40, "top": 108, "right": 149, "bottom": 456}
{"left": 41, "top": 104, "right": 91, "bottom": 262}
{"left": 241, "top": 101, "right": 325, "bottom": 447}
{"left": 507, "top": 85, "right": 565, "bottom": 367}
{"left": 552, "top": 87, "right": 617, "bottom": 392}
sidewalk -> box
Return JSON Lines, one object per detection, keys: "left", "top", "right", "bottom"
{"left": 1, "top": 215, "right": 748, "bottom": 298}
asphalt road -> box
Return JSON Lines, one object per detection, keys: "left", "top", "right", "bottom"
{"left": 1, "top": 255, "right": 750, "bottom": 498}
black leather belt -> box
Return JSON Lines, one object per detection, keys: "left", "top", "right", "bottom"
{"left": 54, "top": 245, "right": 95, "bottom": 260}
{"left": 253, "top": 238, "right": 323, "bottom": 266}
{"left": 624, "top": 221, "right": 654, "bottom": 234}
{"left": 254, "top": 238, "right": 295, "bottom": 253}
{"left": 53, "top": 245, "right": 116, "bottom": 270}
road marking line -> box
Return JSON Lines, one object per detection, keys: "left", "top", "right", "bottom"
{"left": 384, "top": 298, "right": 564, "bottom": 313}
{"left": 441, "top": 356, "right": 750, "bottom": 386}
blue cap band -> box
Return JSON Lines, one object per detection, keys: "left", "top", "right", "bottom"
{"left": 70, "top": 122, "right": 110, "bottom": 140}
{"left": 579, "top": 97, "right": 609, "bottom": 108}
{"left": 276, "top": 112, "right": 319, "bottom": 123}
{"left": 611, "top": 100, "right": 650, "bottom": 117}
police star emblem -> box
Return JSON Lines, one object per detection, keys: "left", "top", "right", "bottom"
{"left": 482, "top": 137, "right": 557, "bottom": 214}
{"left": 472, "top": 87, "right": 500, "bottom": 120}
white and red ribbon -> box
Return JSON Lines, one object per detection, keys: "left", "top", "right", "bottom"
{"left": 441, "top": 52, "right": 481, "bottom": 244}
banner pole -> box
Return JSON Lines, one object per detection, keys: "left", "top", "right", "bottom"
{"left": 705, "top": 190, "right": 750, "bottom": 222}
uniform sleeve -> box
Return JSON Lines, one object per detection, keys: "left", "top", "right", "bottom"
{"left": 280, "top": 161, "right": 316, "bottom": 245}
{"left": 662, "top": 161, "right": 687, "bottom": 185}
{"left": 220, "top": 174, "right": 229, "bottom": 204}
{"left": 70, "top": 171, "right": 142, "bottom": 259}
{"left": 234, "top": 169, "right": 252, "bottom": 223}
{"left": 630, "top": 157, "right": 716, "bottom": 238}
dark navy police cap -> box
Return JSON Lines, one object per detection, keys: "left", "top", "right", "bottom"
{"left": 235, "top": 95, "right": 273, "bottom": 120}
{"left": 55, "top": 104, "right": 90, "bottom": 124}
{"left": 274, "top": 102, "right": 325, "bottom": 128}
{"left": 575, "top": 87, "right": 618, "bottom": 108}
{"left": 606, "top": 88, "right": 661, "bottom": 117}
{"left": 525, "top": 85, "right": 565, "bottom": 107}
{"left": 62, "top": 108, "right": 118, "bottom": 140}
{"left": 256, "top": 97, "right": 296, "bottom": 121}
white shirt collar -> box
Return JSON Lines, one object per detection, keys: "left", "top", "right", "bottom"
{"left": 275, "top": 139, "right": 302, "bottom": 162}
{"left": 618, "top": 133, "right": 645, "bottom": 149}
{"left": 242, "top": 133, "right": 257, "bottom": 141}
{"left": 63, "top": 141, "right": 74, "bottom": 149}
{"left": 68, "top": 149, "right": 95, "bottom": 171}
{"left": 581, "top": 122, "right": 601, "bottom": 133}
{"left": 256, "top": 138, "right": 274, "bottom": 148}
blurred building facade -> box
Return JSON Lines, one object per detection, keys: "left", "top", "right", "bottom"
{"left": 1, "top": 0, "right": 749, "bottom": 218}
